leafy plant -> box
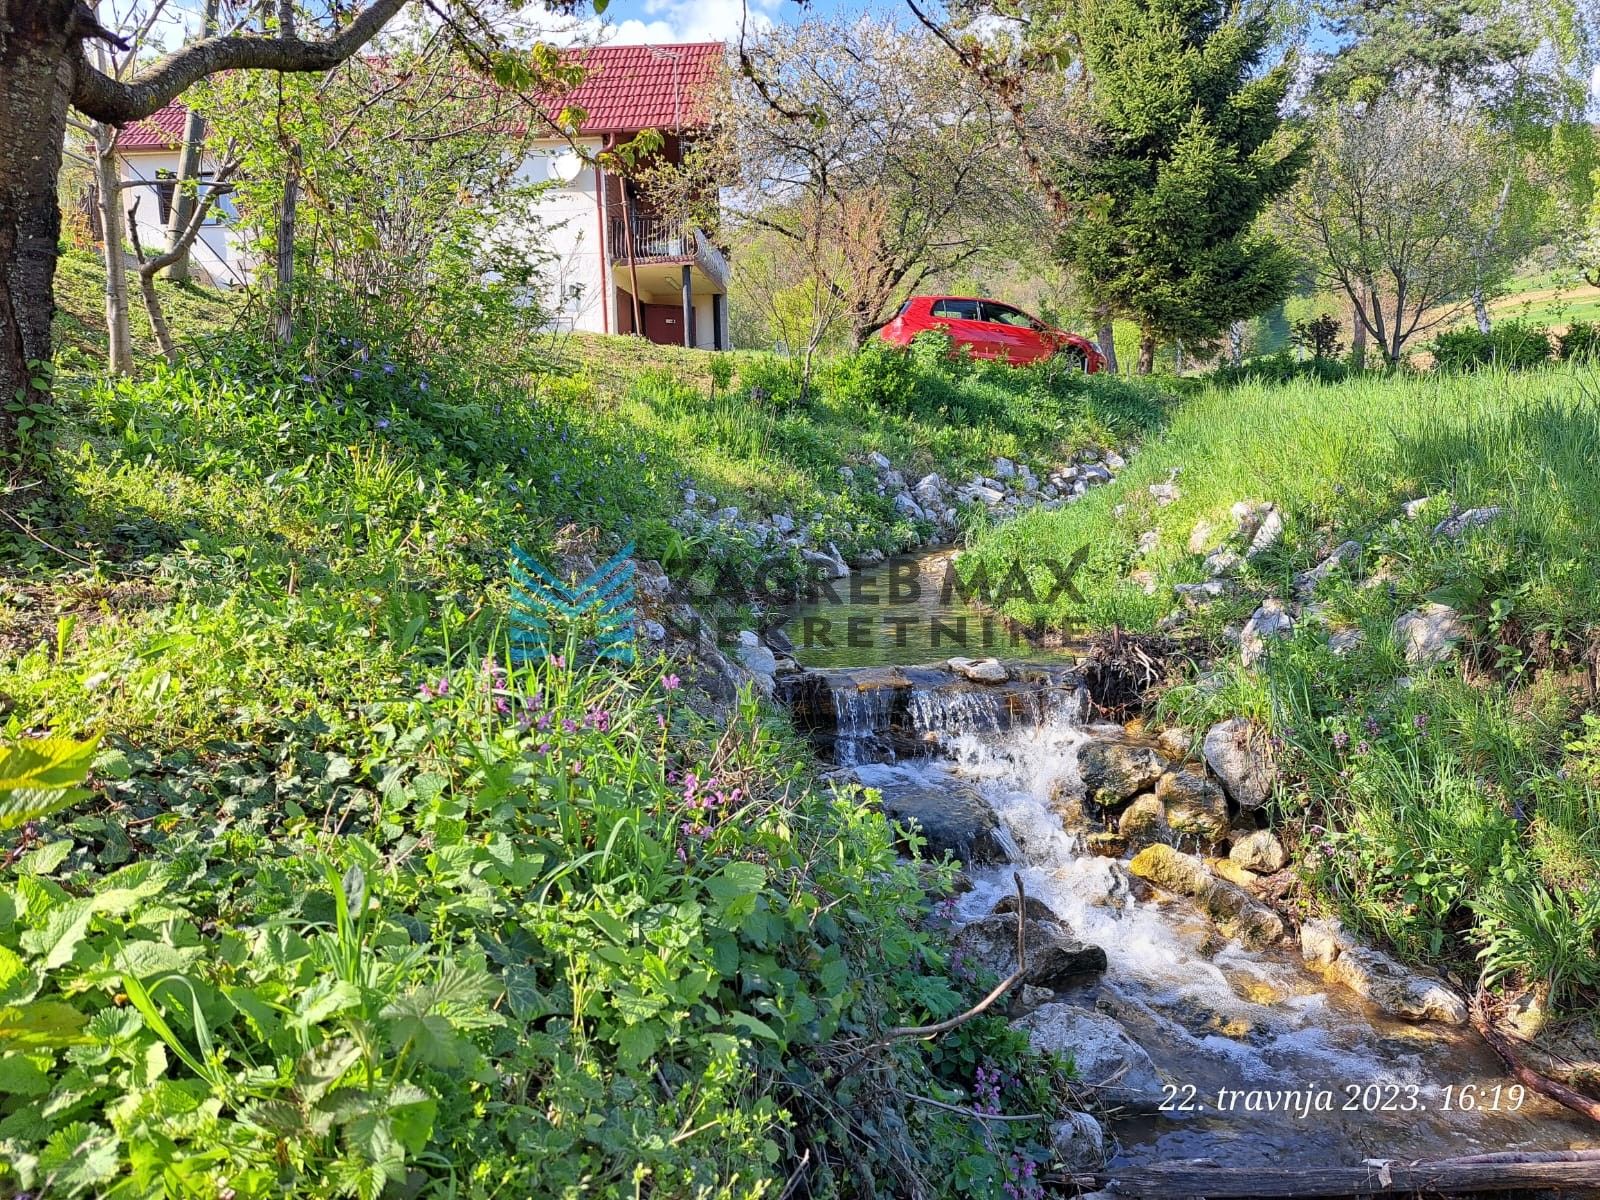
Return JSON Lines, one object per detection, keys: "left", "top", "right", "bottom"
{"left": 0, "top": 735, "right": 99, "bottom": 832}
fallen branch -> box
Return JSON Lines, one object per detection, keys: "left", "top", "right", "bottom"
{"left": 903, "top": 1092, "right": 1045, "bottom": 1122}
{"left": 880, "top": 870, "right": 1027, "bottom": 1041}
{"left": 1470, "top": 989, "right": 1600, "bottom": 1125}
{"left": 1077, "top": 1150, "right": 1600, "bottom": 1198}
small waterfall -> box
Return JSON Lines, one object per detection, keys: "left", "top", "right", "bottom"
{"left": 827, "top": 684, "right": 900, "bottom": 766}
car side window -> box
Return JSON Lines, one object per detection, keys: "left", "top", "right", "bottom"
{"left": 929, "top": 299, "right": 980, "bottom": 320}
{"left": 980, "top": 303, "right": 1035, "bottom": 329}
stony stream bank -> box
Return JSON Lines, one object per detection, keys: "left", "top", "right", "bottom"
{"left": 769, "top": 641, "right": 1600, "bottom": 1182}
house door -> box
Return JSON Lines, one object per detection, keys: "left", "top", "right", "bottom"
{"left": 642, "top": 303, "right": 687, "bottom": 346}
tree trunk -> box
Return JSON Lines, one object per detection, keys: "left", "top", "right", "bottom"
{"left": 93, "top": 122, "right": 134, "bottom": 375}
{"left": 1349, "top": 297, "right": 1367, "bottom": 370}
{"left": 1136, "top": 329, "right": 1156, "bottom": 375}
{"left": 1228, "top": 321, "right": 1245, "bottom": 367}
{"left": 1473, "top": 282, "right": 1492, "bottom": 335}
{"left": 0, "top": 6, "right": 77, "bottom": 461}
{"left": 163, "top": 0, "right": 219, "bottom": 283}
{"left": 274, "top": 148, "right": 300, "bottom": 344}
{"left": 1096, "top": 312, "right": 1118, "bottom": 374}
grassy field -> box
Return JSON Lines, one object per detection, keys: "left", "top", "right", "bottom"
{"left": 967, "top": 363, "right": 1600, "bottom": 1008}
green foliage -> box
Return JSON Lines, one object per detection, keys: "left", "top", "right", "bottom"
{"left": 10, "top": 289, "right": 1179, "bottom": 1196}
{"left": 1557, "top": 319, "right": 1600, "bottom": 361}
{"left": 1431, "top": 322, "right": 1554, "bottom": 371}
{"left": 822, "top": 340, "right": 918, "bottom": 413}
{"left": 0, "top": 736, "right": 99, "bottom": 831}
{"left": 1289, "top": 315, "right": 1344, "bottom": 361}
{"left": 1053, "top": 0, "right": 1306, "bottom": 348}
{"left": 0, "top": 650, "right": 1068, "bottom": 1197}
{"left": 1209, "top": 350, "right": 1350, "bottom": 387}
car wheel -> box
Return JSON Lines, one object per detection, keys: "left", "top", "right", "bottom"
{"left": 1049, "top": 346, "right": 1088, "bottom": 376}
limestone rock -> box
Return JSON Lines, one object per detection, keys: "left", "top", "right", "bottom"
{"left": 1118, "top": 794, "right": 1172, "bottom": 850}
{"left": 1012, "top": 1004, "right": 1166, "bottom": 1109}
{"left": 1208, "top": 857, "right": 1259, "bottom": 888}
{"left": 1188, "top": 518, "right": 1216, "bottom": 555}
{"left": 1392, "top": 603, "right": 1468, "bottom": 664}
{"left": 1174, "top": 578, "right": 1232, "bottom": 609}
{"left": 1229, "top": 829, "right": 1288, "bottom": 873}
{"left": 1432, "top": 506, "right": 1504, "bottom": 540}
{"left": 948, "top": 656, "right": 1008, "bottom": 684}
{"left": 1241, "top": 599, "right": 1293, "bottom": 668}
{"left": 894, "top": 492, "right": 927, "bottom": 521}
{"left": 1204, "top": 548, "right": 1242, "bottom": 577}
{"left": 1129, "top": 844, "right": 1286, "bottom": 948}
{"left": 1245, "top": 505, "right": 1284, "bottom": 558}
{"left": 867, "top": 450, "right": 893, "bottom": 472}
{"left": 1294, "top": 540, "right": 1362, "bottom": 598}
{"left": 1202, "top": 718, "right": 1276, "bottom": 809}
{"left": 1149, "top": 481, "right": 1180, "bottom": 506}
{"left": 1077, "top": 740, "right": 1169, "bottom": 806}
{"left": 1306, "top": 933, "right": 1468, "bottom": 1025}
{"left": 1155, "top": 770, "right": 1230, "bottom": 843}
{"left": 1328, "top": 627, "right": 1366, "bottom": 656}
{"left": 877, "top": 779, "right": 1008, "bottom": 866}
{"left": 1049, "top": 1111, "right": 1106, "bottom": 1173}
{"left": 953, "top": 911, "right": 1108, "bottom": 988}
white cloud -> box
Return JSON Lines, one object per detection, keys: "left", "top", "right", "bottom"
{"left": 602, "top": 0, "right": 780, "bottom": 44}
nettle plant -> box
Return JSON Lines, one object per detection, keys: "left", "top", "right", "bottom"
{"left": 1, "top": 637, "right": 1067, "bottom": 1198}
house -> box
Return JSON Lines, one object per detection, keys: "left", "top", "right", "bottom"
{"left": 110, "top": 41, "right": 731, "bottom": 349}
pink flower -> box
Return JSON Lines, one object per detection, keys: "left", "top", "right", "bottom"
{"left": 418, "top": 682, "right": 434, "bottom": 701}
{"left": 661, "top": 674, "right": 681, "bottom": 692}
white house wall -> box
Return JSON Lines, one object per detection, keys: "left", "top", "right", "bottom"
{"left": 505, "top": 138, "right": 609, "bottom": 335}
{"left": 116, "top": 150, "right": 247, "bottom": 287}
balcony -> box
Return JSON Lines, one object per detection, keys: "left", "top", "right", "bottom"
{"left": 609, "top": 216, "right": 729, "bottom": 293}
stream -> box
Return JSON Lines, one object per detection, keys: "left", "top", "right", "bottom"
{"left": 777, "top": 550, "right": 1599, "bottom": 1174}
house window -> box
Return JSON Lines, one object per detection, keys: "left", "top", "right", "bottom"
{"left": 154, "top": 169, "right": 177, "bottom": 224}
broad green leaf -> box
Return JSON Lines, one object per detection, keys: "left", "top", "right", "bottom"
{"left": 0, "top": 1001, "right": 90, "bottom": 1048}
{"left": 0, "top": 736, "right": 100, "bottom": 831}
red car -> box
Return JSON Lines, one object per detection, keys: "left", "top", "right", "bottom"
{"left": 883, "top": 296, "right": 1107, "bottom": 371}
{"left": 879, "top": 296, "right": 1105, "bottom": 372}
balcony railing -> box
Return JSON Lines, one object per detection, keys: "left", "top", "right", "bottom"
{"left": 609, "top": 214, "right": 694, "bottom": 260}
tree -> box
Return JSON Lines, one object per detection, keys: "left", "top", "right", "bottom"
{"left": 656, "top": 19, "right": 1042, "bottom": 350}
{"left": 1051, "top": 0, "right": 1307, "bottom": 373}
{"left": 1282, "top": 95, "right": 1506, "bottom": 365}
{"left": 0, "top": 0, "right": 411, "bottom": 467}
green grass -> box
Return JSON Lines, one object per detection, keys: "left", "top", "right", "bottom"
{"left": 966, "top": 363, "right": 1600, "bottom": 1009}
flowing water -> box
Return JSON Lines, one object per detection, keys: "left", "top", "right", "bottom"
{"left": 781, "top": 551, "right": 1599, "bottom": 1171}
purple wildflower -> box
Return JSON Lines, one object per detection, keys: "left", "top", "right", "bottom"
{"left": 661, "top": 673, "right": 681, "bottom": 692}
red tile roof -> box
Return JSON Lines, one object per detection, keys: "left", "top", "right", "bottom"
{"left": 112, "top": 41, "right": 724, "bottom": 152}
{"left": 553, "top": 42, "right": 725, "bottom": 134}
{"left": 116, "top": 103, "right": 189, "bottom": 151}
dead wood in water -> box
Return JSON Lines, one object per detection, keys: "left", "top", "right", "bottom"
{"left": 1061, "top": 1148, "right": 1600, "bottom": 1197}
{"left": 1471, "top": 990, "right": 1600, "bottom": 1127}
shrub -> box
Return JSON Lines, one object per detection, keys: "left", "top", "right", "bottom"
{"left": 1433, "top": 322, "right": 1552, "bottom": 371}
{"left": 739, "top": 354, "right": 802, "bottom": 410}
{"left": 821, "top": 339, "right": 918, "bottom": 413}
{"left": 1558, "top": 320, "right": 1600, "bottom": 363}
{"left": 1210, "top": 349, "right": 1349, "bottom": 386}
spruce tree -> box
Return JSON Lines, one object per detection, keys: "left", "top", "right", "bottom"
{"left": 1054, "top": 0, "right": 1306, "bottom": 371}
